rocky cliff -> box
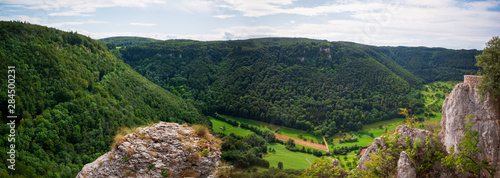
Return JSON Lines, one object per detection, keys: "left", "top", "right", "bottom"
{"left": 357, "top": 80, "right": 499, "bottom": 177}
{"left": 76, "top": 122, "right": 221, "bottom": 178}
{"left": 439, "top": 82, "right": 500, "bottom": 177}
{"left": 356, "top": 125, "right": 446, "bottom": 177}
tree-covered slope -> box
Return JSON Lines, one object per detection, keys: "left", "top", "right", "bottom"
{"left": 0, "top": 22, "right": 207, "bottom": 177}
{"left": 119, "top": 38, "right": 424, "bottom": 137}
{"left": 364, "top": 45, "right": 481, "bottom": 82}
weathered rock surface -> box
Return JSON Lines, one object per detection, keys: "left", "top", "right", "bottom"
{"left": 397, "top": 151, "right": 416, "bottom": 178}
{"left": 439, "top": 83, "right": 500, "bottom": 177}
{"left": 76, "top": 122, "right": 221, "bottom": 178}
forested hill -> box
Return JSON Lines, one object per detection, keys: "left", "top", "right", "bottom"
{"left": 118, "top": 38, "right": 421, "bottom": 137}
{"left": 358, "top": 44, "right": 481, "bottom": 82}
{"left": 99, "top": 36, "right": 160, "bottom": 47}
{"left": 0, "top": 22, "right": 207, "bottom": 177}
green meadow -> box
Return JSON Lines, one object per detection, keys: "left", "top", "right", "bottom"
{"left": 210, "top": 117, "right": 255, "bottom": 137}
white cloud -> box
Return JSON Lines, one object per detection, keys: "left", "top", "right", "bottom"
{"left": 213, "top": 14, "right": 235, "bottom": 18}
{"left": 0, "top": 0, "right": 166, "bottom": 16}
{"left": 129, "top": 22, "right": 157, "bottom": 26}
{"left": 46, "top": 20, "right": 105, "bottom": 27}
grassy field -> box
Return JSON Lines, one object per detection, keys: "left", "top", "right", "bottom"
{"left": 278, "top": 127, "right": 324, "bottom": 144}
{"left": 222, "top": 115, "right": 324, "bottom": 143}
{"left": 222, "top": 115, "right": 274, "bottom": 132}
{"left": 211, "top": 117, "right": 325, "bottom": 170}
{"left": 210, "top": 117, "right": 255, "bottom": 137}
{"left": 265, "top": 143, "right": 319, "bottom": 169}
{"left": 330, "top": 118, "right": 405, "bottom": 150}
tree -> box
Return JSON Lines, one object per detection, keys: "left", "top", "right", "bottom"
{"left": 476, "top": 36, "right": 500, "bottom": 100}
{"left": 399, "top": 108, "right": 417, "bottom": 128}
{"left": 300, "top": 157, "right": 347, "bottom": 178}
{"left": 278, "top": 162, "right": 283, "bottom": 170}
{"left": 442, "top": 116, "right": 497, "bottom": 177}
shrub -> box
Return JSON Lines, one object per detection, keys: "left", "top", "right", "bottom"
{"left": 108, "top": 153, "right": 115, "bottom": 160}
{"left": 193, "top": 124, "right": 209, "bottom": 138}
{"left": 179, "top": 169, "right": 199, "bottom": 177}
{"left": 188, "top": 152, "right": 201, "bottom": 162}
{"left": 201, "top": 149, "right": 210, "bottom": 157}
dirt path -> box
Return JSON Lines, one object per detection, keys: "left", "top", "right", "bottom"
{"left": 323, "top": 136, "right": 329, "bottom": 152}
{"left": 305, "top": 157, "right": 314, "bottom": 166}
{"left": 425, "top": 85, "right": 438, "bottom": 107}
{"left": 274, "top": 133, "right": 328, "bottom": 151}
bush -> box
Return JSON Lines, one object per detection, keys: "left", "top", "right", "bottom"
{"left": 193, "top": 124, "right": 209, "bottom": 138}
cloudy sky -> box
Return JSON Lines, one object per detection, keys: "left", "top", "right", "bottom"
{"left": 1, "top": 0, "right": 499, "bottom": 49}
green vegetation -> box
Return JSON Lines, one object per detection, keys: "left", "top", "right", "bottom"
{"left": 210, "top": 117, "right": 255, "bottom": 137}
{"left": 361, "top": 130, "right": 446, "bottom": 177}
{"left": 442, "top": 116, "right": 497, "bottom": 177}
{"left": 0, "top": 22, "right": 207, "bottom": 177}
{"left": 300, "top": 157, "right": 348, "bottom": 178}
{"left": 366, "top": 45, "right": 481, "bottom": 83}
{"left": 265, "top": 143, "right": 320, "bottom": 170}
{"left": 119, "top": 38, "right": 433, "bottom": 136}
{"left": 278, "top": 127, "right": 323, "bottom": 144}
{"left": 476, "top": 36, "right": 500, "bottom": 100}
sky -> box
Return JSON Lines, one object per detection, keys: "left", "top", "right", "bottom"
{"left": 0, "top": 0, "right": 499, "bottom": 49}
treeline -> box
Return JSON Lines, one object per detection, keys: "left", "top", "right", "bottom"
{"left": 98, "top": 36, "right": 160, "bottom": 47}
{"left": 0, "top": 22, "right": 207, "bottom": 177}
{"left": 284, "top": 139, "right": 326, "bottom": 157}
{"left": 119, "top": 38, "right": 428, "bottom": 137}
{"left": 213, "top": 113, "right": 239, "bottom": 126}
{"left": 331, "top": 145, "right": 365, "bottom": 155}
{"left": 219, "top": 133, "right": 271, "bottom": 168}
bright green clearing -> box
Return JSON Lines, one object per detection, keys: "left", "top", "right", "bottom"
{"left": 330, "top": 118, "right": 405, "bottom": 149}
{"left": 222, "top": 115, "right": 274, "bottom": 132}
{"left": 277, "top": 127, "right": 324, "bottom": 144}
{"left": 265, "top": 143, "right": 322, "bottom": 170}
{"left": 210, "top": 117, "right": 255, "bottom": 137}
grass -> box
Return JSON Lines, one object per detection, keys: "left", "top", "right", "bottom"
{"left": 277, "top": 127, "right": 323, "bottom": 144}
{"left": 222, "top": 115, "right": 274, "bottom": 132}
{"left": 330, "top": 118, "right": 405, "bottom": 149}
{"left": 264, "top": 143, "right": 323, "bottom": 170}
{"left": 218, "top": 115, "right": 328, "bottom": 152}
{"left": 210, "top": 117, "right": 255, "bottom": 137}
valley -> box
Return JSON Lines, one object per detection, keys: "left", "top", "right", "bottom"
{"left": 0, "top": 22, "right": 489, "bottom": 177}
{"left": 208, "top": 80, "right": 457, "bottom": 172}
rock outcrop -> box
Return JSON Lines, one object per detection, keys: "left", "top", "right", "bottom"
{"left": 396, "top": 151, "right": 416, "bottom": 178}
{"left": 357, "top": 125, "right": 435, "bottom": 170}
{"left": 76, "top": 122, "right": 221, "bottom": 178}
{"left": 356, "top": 125, "right": 447, "bottom": 177}
{"left": 439, "top": 83, "right": 500, "bottom": 177}
{"left": 356, "top": 77, "right": 499, "bottom": 177}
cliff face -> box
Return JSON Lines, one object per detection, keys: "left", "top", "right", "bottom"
{"left": 76, "top": 122, "right": 221, "bottom": 178}
{"left": 439, "top": 83, "right": 500, "bottom": 177}
{"left": 356, "top": 125, "right": 444, "bottom": 177}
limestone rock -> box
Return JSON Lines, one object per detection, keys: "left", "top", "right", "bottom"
{"left": 439, "top": 83, "right": 500, "bottom": 177}
{"left": 76, "top": 122, "right": 221, "bottom": 178}
{"left": 357, "top": 125, "right": 434, "bottom": 172}
{"left": 397, "top": 151, "right": 416, "bottom": 178}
